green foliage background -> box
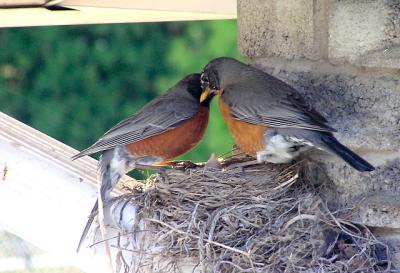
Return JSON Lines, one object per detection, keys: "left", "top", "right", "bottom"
{"left": 0, "top": 20, "right": 244, "bottom": 162}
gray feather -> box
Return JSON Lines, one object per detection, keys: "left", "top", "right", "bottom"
{"left": 72, "top": 86, "right": 198, "bottom": 160}
{"left": 218, "top": 63, "right": 335, "bottom": 133}
{"left": 76, "top": 149, "right": 115, "bottom": 252}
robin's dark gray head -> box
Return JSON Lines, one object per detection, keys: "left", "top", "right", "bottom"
{"left": 200, "top": 57, "right": 249, "bottom": 103}
{"left": 180, "top": 73, "right": 212, "bottom": 107}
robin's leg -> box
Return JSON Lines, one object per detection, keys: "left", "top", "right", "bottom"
{"left": 134, "top": 155, "right": 164, "bottom": 168}
{"left": 132, "top": 157, "right": 170, "bottom": 182}
{"left": 134, "top": 163, "right": 166, "bottom": 170}
{"left": 174, "top": 160, "right": 198, "bottom": 169}
{"left": 162, "top": 160, "right": 198, "bottom": 170}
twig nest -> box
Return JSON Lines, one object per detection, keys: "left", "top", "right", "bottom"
{"left": 90, "top": 161, "right": 393, "bottom": 273}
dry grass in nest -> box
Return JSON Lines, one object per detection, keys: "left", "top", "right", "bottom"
{"left": 111, "top": 160, "right": 393, "bottom": 273}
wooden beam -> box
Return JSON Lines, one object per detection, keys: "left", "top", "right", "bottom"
{"left": 62, "top": 0, "right": 236, "bottom": 15}
{"left": 0, "top": 0, "right": 237, "bottom": 28}
{"left": 0, "top": 0, "right": 46, "bottom": 7}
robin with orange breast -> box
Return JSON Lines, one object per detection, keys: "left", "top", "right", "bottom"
{"left": 200, "top": 57, "right": 374, "bottom": 172}
{"left": 73, "top": 73, "right": 210, "bottom": 251}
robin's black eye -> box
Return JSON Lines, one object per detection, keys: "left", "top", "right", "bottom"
{"left": 200, "top": 74, "right": 209, "bottom": 84}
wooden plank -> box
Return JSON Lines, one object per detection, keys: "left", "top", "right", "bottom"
{"left": 0, "top": 0, "right": 236, "bottom": 28}
{"left": 0, "top": 0, "right": 46, "bottom": 6}
{"left": 0, "top": 112, "right": 98, "bottom": 186}
{"left": 0, "top": 112, "right": 132, "bottom": 189}
{"left": 62, "top": 0, "right": 237, "bottom": 15}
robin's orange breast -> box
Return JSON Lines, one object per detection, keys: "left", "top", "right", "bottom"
{"left": 125, "top": 106, "right": 209, "bottom": 160}
{"left": 219, "top": 97, "right": 266, "bottom": 156}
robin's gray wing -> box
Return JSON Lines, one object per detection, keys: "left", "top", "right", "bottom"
{"left": 221, "top": 80, "right": 336, "bottom": 132}
{"left": 72, "top": 96, "right": 199, "bottom": 159}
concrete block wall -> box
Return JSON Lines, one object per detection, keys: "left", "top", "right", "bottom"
{"left": 239, "top": 0, "right": 400, "bottom": 67}
{"left": 238, "top": 0, "right": 400, "bottom": 262}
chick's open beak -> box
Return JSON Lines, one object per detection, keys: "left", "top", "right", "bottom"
{"left": 200, "top": 87, "right": 210, "bottom": 103}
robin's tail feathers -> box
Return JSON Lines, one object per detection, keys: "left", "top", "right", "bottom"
{"left": 320, "top": 134, "right": 375, "bottom": 172}
{"left": 76, "top": 149, "right": 117, "bottom": 252}
{"left": 76, "top": 201, "right": 98, "bottom": 252}
{"left": 71, "top": 145, "right": 104, "bottom": 160}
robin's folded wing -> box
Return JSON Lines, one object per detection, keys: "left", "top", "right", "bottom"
{"left": 221, "top": 84, "right": 336, "bottom": 133}
{"left": 72, "top": 97, "right": 198, "bottom": 159}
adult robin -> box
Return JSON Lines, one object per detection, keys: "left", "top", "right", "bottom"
{"left": 73, "top": 73, "right": 211, "bottom": 251}
{"left": 199, "top": 57, "right": 374, "bottom": 172}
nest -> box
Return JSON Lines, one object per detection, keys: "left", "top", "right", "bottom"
{"left": 108, "top": 160, "right": 393, "bottom": 273}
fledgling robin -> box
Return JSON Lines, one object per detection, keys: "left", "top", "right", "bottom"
{"left": 72, "top": 73, "right": 211, "bottom": 251}
{"left": 199, "top": 57, "right": 374, "bottom": 172}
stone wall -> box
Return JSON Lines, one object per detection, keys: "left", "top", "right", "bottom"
{"left": 238, "top": 0, "right": 400, "bottom": 265}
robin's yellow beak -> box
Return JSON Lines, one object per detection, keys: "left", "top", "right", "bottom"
{"left": 200, "top": 87, "right": 211, "bottom": 103}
